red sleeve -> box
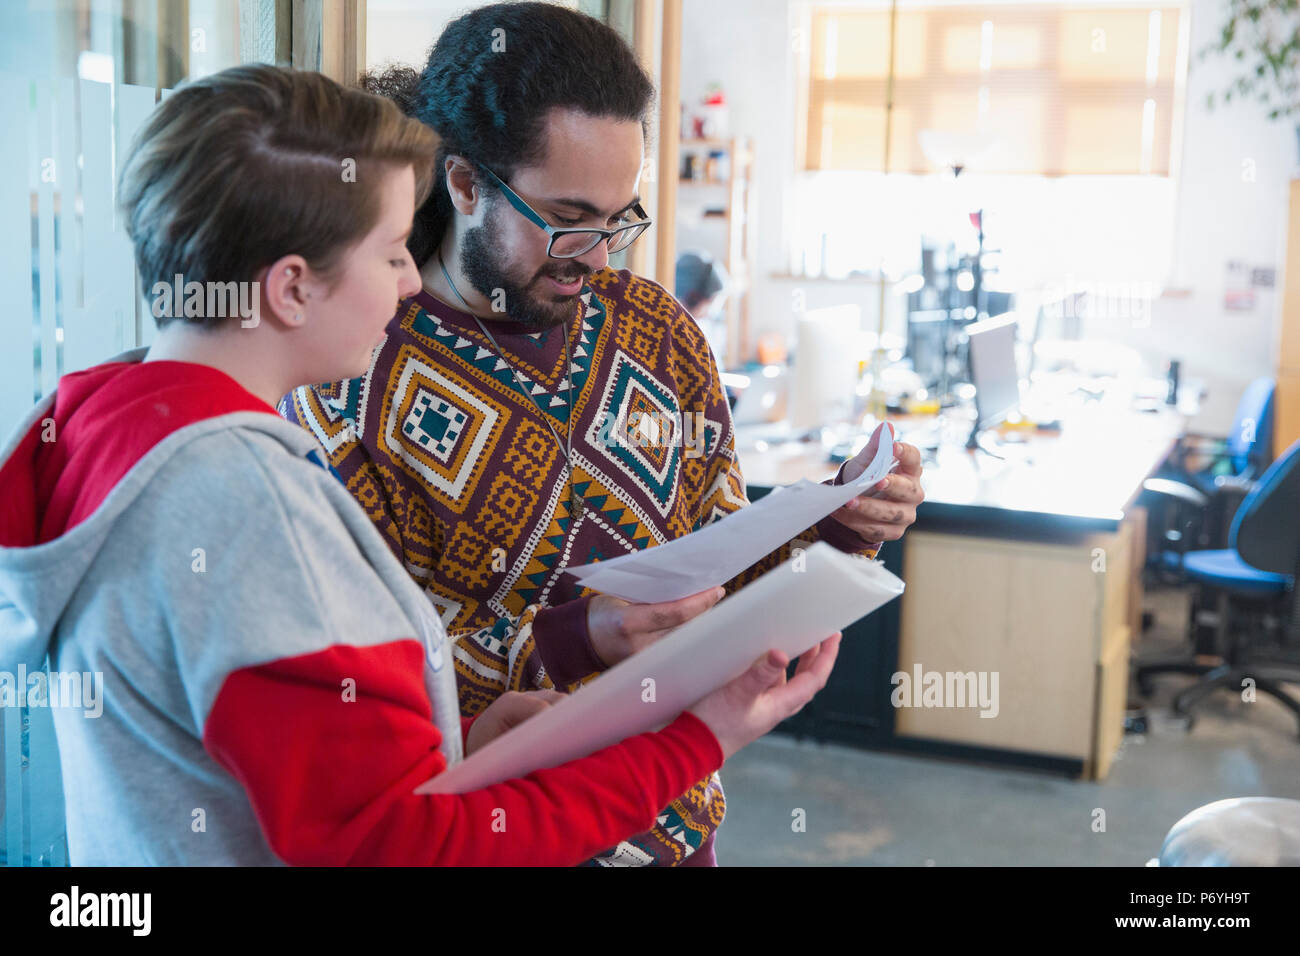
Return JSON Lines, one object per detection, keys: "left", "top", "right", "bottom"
{"left": 202, "top": 639, "right": 722, "bottom": 866}
{"left": 461, "top": 715, "right": 478, "bottom": 748}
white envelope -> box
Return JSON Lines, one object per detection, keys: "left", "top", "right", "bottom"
{"left": 418, "top": 541, "right": 904, "bottom": 794}
{"left": 564, "top": 422, "right": 898, "bottom": 603}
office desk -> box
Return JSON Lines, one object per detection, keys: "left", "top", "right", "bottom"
{"left": 741, "top": 402, "right": 1188, "bottom": 779}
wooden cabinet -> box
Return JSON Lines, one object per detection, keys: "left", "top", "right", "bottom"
{"left": 894, "top": 514, "right": 1141, "bottom": 780}
{"left": 1276, "top": 181, "right": 1300, "bottom": 459}
{"left": 1278, "top": 373, "right": 1300, "bottom": 461}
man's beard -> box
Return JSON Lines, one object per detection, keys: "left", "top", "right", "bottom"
{"left": 460, "top": 208, "right": 590, "bottom": 332}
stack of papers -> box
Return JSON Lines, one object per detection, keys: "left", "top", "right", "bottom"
{"left": 564, "top": 421, "right": 899, "bottom": 603}
{"left": 418, "top": 541, "right": 905, "bottom": 794}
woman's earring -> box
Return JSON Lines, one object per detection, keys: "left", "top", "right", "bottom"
{"left": 293, "top": 312, "right": 303, "bottom": 322}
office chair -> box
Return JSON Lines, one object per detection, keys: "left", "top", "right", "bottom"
{"left": 1142, "top": 377, "right": 1276, "bottom": 581}
{"left": 1136, "top": 437, "right": 1300, "bottom": 737}
{"left": 1173, "top": 376, "right": 1276, "bottom": 492}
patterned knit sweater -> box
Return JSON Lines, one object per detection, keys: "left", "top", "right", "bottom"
{"left": 283, "top": 267, "right": 878, "bottom": 866}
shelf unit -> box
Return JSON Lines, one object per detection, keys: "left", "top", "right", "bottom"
{"left": 675, "top": 137, "right": 755, "bottom": 369}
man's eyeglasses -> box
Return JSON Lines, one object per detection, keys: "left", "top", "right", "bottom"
{"left": 477, "top": 165, "right": 652, "bottom": 260}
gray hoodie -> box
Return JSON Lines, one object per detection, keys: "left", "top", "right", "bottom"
{"left": 0, "top": 349, "right": 462, "bottom": 864}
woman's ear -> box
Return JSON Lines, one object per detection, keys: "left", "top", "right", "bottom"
{"left": 444, "top": 155, "right": 481, "bottom": 216}
{"left": 261, "top": 255, "right": 312, "bottom": 329}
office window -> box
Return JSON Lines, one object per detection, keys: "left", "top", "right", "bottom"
{"left": 804, "top": 2, "right": 1186, "bottom": 176}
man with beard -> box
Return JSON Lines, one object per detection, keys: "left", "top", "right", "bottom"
{"left": 283, "top": 1, "right": 924, "bottom": 866}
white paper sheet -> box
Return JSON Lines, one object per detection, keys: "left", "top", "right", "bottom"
{"left": 564, "top": 422, "right": 899, "bottom": 603}
{"left": 417, "top": 542, "right": 904, "bottom": 794}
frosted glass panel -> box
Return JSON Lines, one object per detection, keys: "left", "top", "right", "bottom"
{"left": 0, "top": 0, "right": 241, "bottom": 869}
{"left": 0, "top": 75, "right": 36, "bottom": 428}
{"left": 0, "top": 691, "right": 68, "bottom": 866}
{"left": 0, "top": 74, "right": 162, "bottom": 439}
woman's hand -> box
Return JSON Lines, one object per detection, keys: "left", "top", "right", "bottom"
{"left": 465, "top": 689, "right": 566, "bottom": 755}
{"left": 689, "top": 633, "right": 842, "bottom": 761}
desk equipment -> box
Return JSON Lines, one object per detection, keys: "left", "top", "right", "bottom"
{"left": 726, "top": 367, "right": 788, "bottom": 425}
{"left": 964, "top": 315, "right": 1021, "bottom": 455}
{"left": 791, "top": 305, "right": 860, "bottom": 431}
{"left": 903, "top": 237, "right": 1010, "bottom": 402}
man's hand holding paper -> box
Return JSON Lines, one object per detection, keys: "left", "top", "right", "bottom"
{"left": 586, "top": 586, "right": 728, "bottom": 667}
{"left": 564, "top": 421, "right": 918, "bottom": 604}
{"left": 828, "top": 423, "right": 926, "bottom": 546}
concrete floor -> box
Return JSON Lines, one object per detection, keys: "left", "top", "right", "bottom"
{"left": 714, "top": 587, "right": 1300, "bottom": 866}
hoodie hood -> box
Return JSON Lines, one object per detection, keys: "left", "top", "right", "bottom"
{"left": 0, "top": 348, "right": 281, "bottom": 672}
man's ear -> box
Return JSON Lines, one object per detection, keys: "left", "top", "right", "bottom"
{"left": 445, "top": 154, "right": 482, "bottom": 216}
{"left": 260, "top": 255, "right": 312, "bottom": 330}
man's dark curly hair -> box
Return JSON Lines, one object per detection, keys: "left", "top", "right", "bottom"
{"left": 363, "top": 1, "right": 656, "bottom": 266}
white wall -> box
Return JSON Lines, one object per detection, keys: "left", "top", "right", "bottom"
{"left": 1144, "top": 0, "right": 1295, "bottom": 432}
{"left": 367, "top": 0, "right": 599, "bottom": 72}
{"left": 681, "top": 0, "right": 802, "bottom": 345}
{"left": 680, "top": 0, "right": 1298, "bottom": 434}
{"left": 366, "top": 0, "right": 477, "bottom": 71}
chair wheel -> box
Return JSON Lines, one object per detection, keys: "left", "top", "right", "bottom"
{"left": 1124, "top": 707, "right": 1149, "bottom": 735}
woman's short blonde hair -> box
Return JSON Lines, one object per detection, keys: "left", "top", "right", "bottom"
{"left": 119, "top": 64, "right": 437, "bottom": 327}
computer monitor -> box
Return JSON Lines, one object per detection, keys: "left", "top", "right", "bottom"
{"left": 966, "top": 315, "right": 1021, "bottom": 435}
{"left": 984, "top": 290, "right": 1014, "bottom": 319}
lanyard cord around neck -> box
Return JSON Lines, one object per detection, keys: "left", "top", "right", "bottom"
{"left": 435, "top": 248, "right": 586, "bottom": 514}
